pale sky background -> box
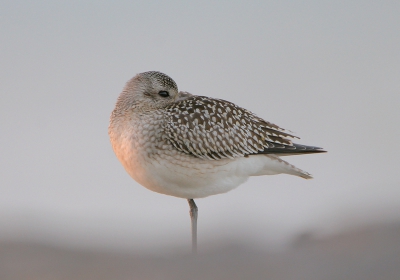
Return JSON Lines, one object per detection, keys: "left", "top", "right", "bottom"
{"left": 1, "top": 1, "right": 399, "bottom": 254}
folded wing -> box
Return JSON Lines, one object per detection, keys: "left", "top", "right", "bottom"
{"left": 164, "top": 95, "right": 325, "bottom": 160}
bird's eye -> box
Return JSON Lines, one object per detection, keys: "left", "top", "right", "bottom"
{"left": 158, "top": 91, "right": 169, "bottom": 98}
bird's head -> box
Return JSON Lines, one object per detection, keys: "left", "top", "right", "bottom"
{"left": 116, "top": 71, "right": 179, "bottom": 112}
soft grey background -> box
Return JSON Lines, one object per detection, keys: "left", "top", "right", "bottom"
{"left": 1, "top": 0, "right": 399, "bottom": 254}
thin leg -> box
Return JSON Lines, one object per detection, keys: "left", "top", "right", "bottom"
{"left": 187, "top": 199, "right": 198, "bottom": 254}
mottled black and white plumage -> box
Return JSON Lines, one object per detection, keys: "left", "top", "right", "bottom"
{"left": 145, "top": 71, "right": 178, "bottom": 91}
{"left": 109, "top": 71, "right": 326, "bottom": 199}
{"left": 109, "top": 71, "right": 326, "bottom": 253}
{"left": 165, "top": 96, "right": 324, "bottom": 160}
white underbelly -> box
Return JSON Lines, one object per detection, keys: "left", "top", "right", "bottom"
{"left": 124, "top": 152, "right": 249, "bottom": 198}
{"left": 114, "top": 137, "right": 308, "bottom": 199}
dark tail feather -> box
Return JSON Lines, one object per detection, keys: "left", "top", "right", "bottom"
{"left": 255, "top": 142, "right": 327, "bottom": 156}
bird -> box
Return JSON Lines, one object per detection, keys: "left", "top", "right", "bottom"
{"left": 108, "top": 71, "right": 326, "bottom": 253}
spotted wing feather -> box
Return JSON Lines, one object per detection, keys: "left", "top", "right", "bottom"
{"left": 164, "top": 96, "right": 301, "bottom": 160}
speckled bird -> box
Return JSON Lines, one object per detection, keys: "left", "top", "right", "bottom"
{"left": 108, "top": 71, "right": 326, "bottom": 252}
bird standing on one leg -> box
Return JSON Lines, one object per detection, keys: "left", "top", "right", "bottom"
{"left": 108, "top": 71, "right": 326, "bottom": 253}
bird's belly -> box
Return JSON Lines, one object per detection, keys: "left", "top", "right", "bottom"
{"left": 112, "top": 131, "right": 305, "bottom": 198}
{"left": 121, "top": 148, "right": 249, "bottom": 198}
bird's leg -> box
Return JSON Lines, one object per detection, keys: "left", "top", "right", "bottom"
{"left": 187, "top": 199, "right": 198, "bottom": 253}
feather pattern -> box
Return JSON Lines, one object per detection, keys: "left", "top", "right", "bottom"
{"left": 164, "top": 96, "right": 321, "bottom": 160}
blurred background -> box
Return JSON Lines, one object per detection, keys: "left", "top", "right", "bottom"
{"left": 1, "top": 0, "right": 399, "bottom": 279}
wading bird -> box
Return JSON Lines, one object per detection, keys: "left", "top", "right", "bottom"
{"left": 109, "top": 71, "right": 326, "bottom": 253}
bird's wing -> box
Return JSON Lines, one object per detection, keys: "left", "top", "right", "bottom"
{"left": 164, "top": 96, "right": 323, "bottom": 160}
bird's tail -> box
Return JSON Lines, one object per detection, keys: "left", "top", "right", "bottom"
{"left": 265, "top": 154, "right": 314, "bottom": 179}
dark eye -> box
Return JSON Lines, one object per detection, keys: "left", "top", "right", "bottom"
{"left": 158, "top": 91, "right": 169, "bottom": 97}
